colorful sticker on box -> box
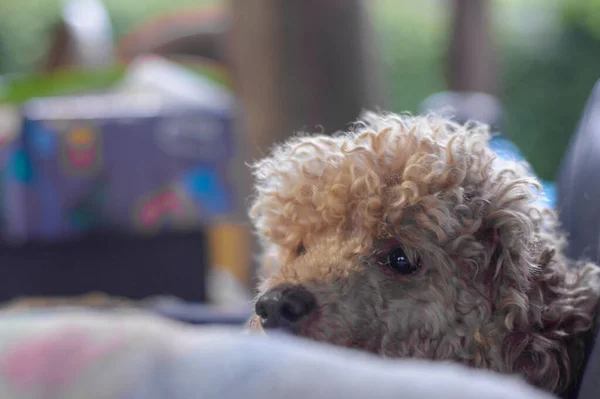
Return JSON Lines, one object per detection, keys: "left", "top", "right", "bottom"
{"left": 133, "top": 185, "right": 196, "bottom": 233}
{"left": 60, "top": 125, "right": 102, "bottom": 176}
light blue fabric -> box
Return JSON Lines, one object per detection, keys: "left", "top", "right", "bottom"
{"left": 0, "top": 310, "right": 554, "bottom": 399}
{"left": 162, "top": 331, "right": 554, "bottom": 399}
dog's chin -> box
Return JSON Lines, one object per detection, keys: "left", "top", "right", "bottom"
{"left": 246, "top": 313, "right": 378, "bottom": 353}
{"left": 300, "top": 325, "right": 381, "bottom": 354}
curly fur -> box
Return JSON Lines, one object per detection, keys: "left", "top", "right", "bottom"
{"left": 248, "top": 112, "right": 600, "bottom": 395}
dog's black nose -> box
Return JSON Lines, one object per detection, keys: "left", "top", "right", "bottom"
{"left": 255, "top": 285, "right": 316, "bottom": 332}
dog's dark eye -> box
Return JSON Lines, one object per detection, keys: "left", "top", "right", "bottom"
{"left": 296, "top": 243, "right": 307, "bottom": 256}
{"left": 380, "top": 247, "right": 420, "bottom": 275}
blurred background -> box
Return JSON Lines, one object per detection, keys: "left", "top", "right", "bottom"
{"left": 0, "top": 0, "right": 598, "bottom": 321}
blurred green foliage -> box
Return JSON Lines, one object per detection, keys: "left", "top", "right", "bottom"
{"left": 371, "top": 1, "right": 448, "bottom": 114}
{"left": 0, "top": 68, "right": 124, "bottom": 104}
{"left": 501, "top": 27, "right": 600, "bottom": 180}
{"left": 561, "top": 0, "right": 600, "bottom": 41}
{"left": 1, "top": 0, "right": 600, "bottom": 180}
{"left": 0, "top": 0, "right": 220, "bottom": 73}
{"left": 0, "top": 61, "right": 230, "bottom": 104}
{"left": 373, "top": 0, "right": 600, "bottom": 181}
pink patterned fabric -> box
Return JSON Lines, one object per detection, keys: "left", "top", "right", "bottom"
{"left": 1, "top": 327, "right": 124, "bottom": 392}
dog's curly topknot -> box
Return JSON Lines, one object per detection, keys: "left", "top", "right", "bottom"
{"left": 249, "top": 113, "right": 600, "bottom": 394}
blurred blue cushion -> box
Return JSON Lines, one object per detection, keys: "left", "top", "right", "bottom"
{"left": 489, "top": 136, "right": 556, "bottom": 208}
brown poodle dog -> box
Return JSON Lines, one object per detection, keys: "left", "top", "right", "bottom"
{"left": 247, "top": 112, "right": 600, "bottom": 396}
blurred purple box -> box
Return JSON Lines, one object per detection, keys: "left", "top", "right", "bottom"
{"left": 3, "top": 92, "right": 236, "bottom": 241}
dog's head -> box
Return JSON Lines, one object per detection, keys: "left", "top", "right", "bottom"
{"left": 248, "top": 113, "right": 600, "bottom": 393}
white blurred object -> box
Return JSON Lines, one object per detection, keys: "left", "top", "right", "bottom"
{"left": 62, "top": 0, "right": 115, "bottom": 68}
{"left": 420, "top": 91, "right": 503, "bottom": 128}
{"left": 206, "top": 267, "right": 251, "bottom": 308}
{"left": 116, "top": 55, "right": 234, "bottom": 112}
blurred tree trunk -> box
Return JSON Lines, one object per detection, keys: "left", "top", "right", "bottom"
{"left": 447, "top": 0, "right": 497, "bottom": 95}
{"left": 228, "top": 0, "right": 385, "bottom": 157}
{"left": 227, "top": 0, "right": 385, "bottom": 287}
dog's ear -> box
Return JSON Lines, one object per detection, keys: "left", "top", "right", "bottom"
{"left": 484, "top": 200, "right": 600, "bottom": 393}
{"left": 465, "top": 173, "right": 600, "bottom": 393}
